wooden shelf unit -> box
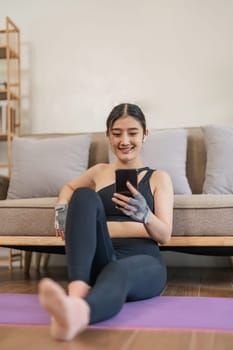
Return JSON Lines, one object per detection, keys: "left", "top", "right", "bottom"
{"left": 0, "top": 17, "right": 21, "bottom": 176}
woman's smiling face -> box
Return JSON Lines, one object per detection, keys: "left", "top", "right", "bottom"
{"left": 108, "top": 115, "right": 145, "bottom": 164}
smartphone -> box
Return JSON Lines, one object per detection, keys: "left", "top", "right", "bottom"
{"left": 115, "top": 169, "right": 138, "bottom": 197}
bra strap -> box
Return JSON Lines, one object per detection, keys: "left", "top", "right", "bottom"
{"left": 136, "top": 166, "right": 150, "bottom": 174}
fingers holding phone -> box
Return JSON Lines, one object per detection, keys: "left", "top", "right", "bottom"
{"left": 115, "top": 169, "right": 138, "bottom": 197}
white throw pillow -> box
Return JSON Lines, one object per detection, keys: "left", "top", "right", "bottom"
{"left": 109, "top": 129, "right": 191, "bottom": 194}
{"left": 7, "top": 134, "right": 91, "bottom": 199}
{"left": 202, "top": 125, "right": 233, "bottom": 194}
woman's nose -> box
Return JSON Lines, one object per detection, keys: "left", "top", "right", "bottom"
{"left": 120, "top": 133, "right": 130, "bottom": 145}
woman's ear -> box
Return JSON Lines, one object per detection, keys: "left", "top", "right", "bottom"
{"left": 143, "top": 129, "right": 149, "bottom": 142}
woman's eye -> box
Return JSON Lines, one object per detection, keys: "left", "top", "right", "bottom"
{"left": 111, "top": 132, "right": 138, "bottom": 137}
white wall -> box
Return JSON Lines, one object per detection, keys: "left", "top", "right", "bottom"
{"left": 1, "top": 0, "right": 233, "bottom": 135}
{"left": 0, "top": 0, "right": 232, "bottom": 267}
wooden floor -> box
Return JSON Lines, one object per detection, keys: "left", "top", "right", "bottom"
{"left": 0, "top": 265, "right": 232, "bottom": 350}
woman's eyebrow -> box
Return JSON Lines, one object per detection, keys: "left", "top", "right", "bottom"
{"left": 111, "top": 127, "right": 139, "bottom": 131}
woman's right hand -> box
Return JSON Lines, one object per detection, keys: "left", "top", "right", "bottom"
{"left": 54, "top": 204, "right": 68, "bottom": 240}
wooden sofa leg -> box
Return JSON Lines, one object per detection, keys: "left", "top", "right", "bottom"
{"left": 230, "top": 257, "right": 233, "bottom": 269}
{"left": 24, "top": 251, "right": 32, "bottom": 274}
{"left": 35, "top": 253, "right": 50, "bottom": 270}
{"left": 42, "top": 253, "right": 50, "bottom": 269}
{"left": 35, "top": 253, "right": 42, "bottom": 271}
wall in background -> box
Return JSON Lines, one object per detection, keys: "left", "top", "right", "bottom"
{"left": 0, "top": 0, "right": 232, "bottom": 136}
{"left": 0, "top": 0, "right": 232, "bottom": 267}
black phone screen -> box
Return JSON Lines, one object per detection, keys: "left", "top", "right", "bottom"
{"left": 115, "top": 169, "right": 138, "bottom": 197}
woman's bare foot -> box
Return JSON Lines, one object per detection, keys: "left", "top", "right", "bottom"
{"left": 38, "top": 278, "right": 90, "bottom": 341}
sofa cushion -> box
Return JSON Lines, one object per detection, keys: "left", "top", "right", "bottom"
{"left": 0, "top": 197, "right": 56, "bottom": 236}
{"left": 173, "top": 194, "right": 233, "bottom": 236}
{"left": 1, "top": 194, "right": 232, "bottom": 238}
{"left": 109, "top": 128, "right": 192, "bottom": 194}
{"left": 7, "top": 135, "right": 91, "bottom": 199}
{"left": 202, "top": 125, "right": 233, "bottom": 194}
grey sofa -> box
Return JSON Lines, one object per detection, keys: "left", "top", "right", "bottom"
{"left": 0, "top": 127, "right": 233, "bottom": 271}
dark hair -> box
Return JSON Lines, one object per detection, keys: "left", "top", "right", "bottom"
{"left": 106, "top": 103, "right": 147, "bottom": 135}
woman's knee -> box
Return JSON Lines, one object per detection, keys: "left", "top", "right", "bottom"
{"left": 70, "top": 187, "right": 100, "bottom": 206}
{"left": 72, "top": 187, "right": 95, "bottom": 198}
{"left": 68, "top": 187, "right": 105, "bottom": 219}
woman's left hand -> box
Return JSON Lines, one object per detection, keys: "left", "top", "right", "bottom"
{"left": 54, "top": 203, "right": 68, "bottom": 240}
{"left": 112, "top": 181, "right": 151, "bottom": 224}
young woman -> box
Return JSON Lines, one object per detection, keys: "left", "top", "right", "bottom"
{"left": 39, "top": 103, "right": 174, "bottom": 341}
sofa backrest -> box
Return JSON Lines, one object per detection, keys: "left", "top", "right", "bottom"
{"left": 22, "top": 126, "right": 206, "bottom": 194}
{"left": 186, "top": 127, "right": 206, "bottom": 194}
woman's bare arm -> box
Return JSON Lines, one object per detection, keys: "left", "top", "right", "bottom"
{"left": 56, "top": 165, "right": 100, "bottom": 204}
{"left": 143, "top": 170, "right": 174, "bottom": 244}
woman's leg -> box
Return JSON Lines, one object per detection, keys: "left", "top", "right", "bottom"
{"left": 65, "top": 187, "right": 116, "bottom": 285}
{"left": 39, "top": 187, "right": 116, "bottom": 340}
{"left": 39, "top": 251, "right": 166, "bottom": 340}
{"left": 85, "top": 248, "right": 167, "bottom": 324}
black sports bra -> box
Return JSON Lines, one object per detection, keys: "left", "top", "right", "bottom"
{"left": 98, "top": 167, "right": 155, "bottom": 221}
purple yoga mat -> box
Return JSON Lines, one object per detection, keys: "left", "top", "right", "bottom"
{"left": 0, "top": 294, "right": 232, "bottom": 332}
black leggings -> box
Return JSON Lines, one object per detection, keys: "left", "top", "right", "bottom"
{"left": 65, "top": 187, "right": 167, "bottom": 324}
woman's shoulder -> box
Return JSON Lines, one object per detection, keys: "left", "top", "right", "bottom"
{"left": 87, "top": 163, "right": 113, "bottom": 176}
{"left": 150, "top": 169, "right": 173, "bottom": 186}
{"left": 149, "top": 170, "right": 173, "bottom": 196}
{"left": 90, "top": 163, "right": 112, "bottom": 171}
{"left": 151, "top": 169, "right": 170, "bottom": 177}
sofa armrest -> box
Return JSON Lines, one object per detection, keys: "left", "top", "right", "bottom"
{"left": 0, "top": 175, "right": 9, "bottom": 200}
